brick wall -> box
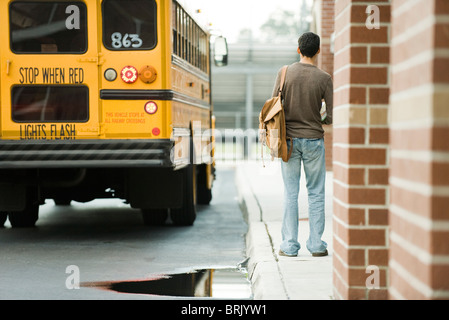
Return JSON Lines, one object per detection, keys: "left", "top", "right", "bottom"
{"left": 389, "top": 0, "right": 449, "bottom": 299}
{"left": 332, "top": 0, "right": 391, "bottom": 300}
{"left": 317, "top": 0, "right": 335, "bottom": 172}
{"left": 318, "top": 0, "right": 335, "bottom": 76}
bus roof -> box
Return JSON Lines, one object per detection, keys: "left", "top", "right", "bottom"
{"left": 174, "top": 0, "right": 210, "bottom": 33}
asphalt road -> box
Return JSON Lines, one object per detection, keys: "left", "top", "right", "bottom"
{"left": 0, "top": 167, "right": 249, "bottom": 300}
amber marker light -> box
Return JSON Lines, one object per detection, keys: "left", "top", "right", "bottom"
{"left": 139, "top": 65, "right": 157, "bottom": 84}
{"left": 144, "top": 101, "right": 158, "bottom": 115}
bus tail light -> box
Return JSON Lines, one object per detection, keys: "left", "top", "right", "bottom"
{"left": 121, "top": 66, "right": 138, "bottom": 83}
{"left": 144, "top": 101, "right": 158, "bottom": 115}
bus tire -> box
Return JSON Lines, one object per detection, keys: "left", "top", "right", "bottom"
{"left": 0, "top": 212, "right": 7, "bottom": 227}
{"left": 8, "top": 188, "right": 39, "bottom": 228}
{"left": 196, "top": 164, "right": 213, "bottom": 205}
{"left": 8, "top": 205, "right": 39, "bottom": 228}
{"left": 141, "top": 209, "right": 168, "bottom": 226}
{"left": 170, "top": 165, "right": 196, "bottom": 226}
{"left": 54, "top": 199, "right": 72, "bottom": 206}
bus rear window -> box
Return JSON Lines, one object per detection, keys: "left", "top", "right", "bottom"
{"left": 12, "top": 86, "right": 89, "bottom": 123}
{"left": 102, "top": 0, "right": 157, "bottom": 51}
{"left": 10, "top": 2, "right": 87, "bottom": 54}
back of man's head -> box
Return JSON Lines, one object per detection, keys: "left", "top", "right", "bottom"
{"left": 298, "top": 32, "right": 321, "bottom": 58}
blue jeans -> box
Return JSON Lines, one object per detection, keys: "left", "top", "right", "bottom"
{"left": 280, "top": 138, "right": 327, "bottom": 255}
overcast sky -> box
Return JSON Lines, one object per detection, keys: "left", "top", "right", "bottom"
{"left": 184, "top": 0, "right": 304, "bottom": 42}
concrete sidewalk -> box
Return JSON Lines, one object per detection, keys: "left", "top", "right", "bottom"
{"left": 234, "top": 160, "right": 334, "bottom": 300}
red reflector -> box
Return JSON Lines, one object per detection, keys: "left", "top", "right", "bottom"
{"left": 152, "top": 128, "right": 161, "bottom": 136}
{"left": 121, "top": 66, "right": 138, "bottom": 83}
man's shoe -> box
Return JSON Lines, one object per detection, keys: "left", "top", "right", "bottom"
{"left": 312, "top": 249, "right": 328, "bottom": 257}
{"left": 278, "top": 249, "right": 297, "bottom": 257}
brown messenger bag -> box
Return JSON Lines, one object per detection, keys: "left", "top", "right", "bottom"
{"left": 259, "top": 66, "right": 293, "bottom": 165}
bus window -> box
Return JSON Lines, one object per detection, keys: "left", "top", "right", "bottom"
{"left": 10, "top": 2, "right": 87, "bottom": 54}
{"left": 172, "top": 1, "right": 208, "bottom": 73}
{"left": 12, "top": 86, "right": 89, "bottom": 123}
{"left": 102, "top": 0, "right": 157, "bottom": 51}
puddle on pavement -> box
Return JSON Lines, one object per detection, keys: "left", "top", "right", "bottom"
{"left": 82, "top": 268, "right": 252, "bottom": 299}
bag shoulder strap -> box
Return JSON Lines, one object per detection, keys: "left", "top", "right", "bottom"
{"left": 279, "top": 65, "right": 288, "bottom": 95}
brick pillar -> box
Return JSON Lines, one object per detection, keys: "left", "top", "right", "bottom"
{"left": 389, "top": 0, "right": 449, "bottom": 299}
{"left": 317, "top": 0, "right": 335, "bottom": 172}
{"left": 332, "top": 0, "right": 391, "bottom": 299}
{"left": 318, "top": 0, "right": 335, "bottom": 76}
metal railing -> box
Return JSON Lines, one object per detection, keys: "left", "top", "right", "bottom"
{"left": 214, "top": 111, "right": 259, "bottom": 130}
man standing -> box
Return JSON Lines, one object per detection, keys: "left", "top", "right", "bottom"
{"left": 272, "top": 32, "right": 333, "bottom": 257}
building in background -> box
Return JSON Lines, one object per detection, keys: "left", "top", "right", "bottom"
{"left": 211, "top": 0, "right": 337, "bottom": 169}
{"left": 212, "top": 40, "right": 299, "bottom": 131}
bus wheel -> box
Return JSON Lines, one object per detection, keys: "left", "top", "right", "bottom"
{"left": 8, "top": 188, "right": 39, "bottom": 228}
{"left": 8, "top": 204, "right": 39, "bottom": 228}
{"left": 54, "top": 199, "right": 72, "bottom": 206}
{"left": 141, "top": 209, "right": 168, "bottom": 226}
{"left": 170, "top": 165, "right": 197, "bottom": 226}
{"left": 196, "top": 164, "right": 213, "bottom": 205}
{"left": 0, "top": 212, "right": 7, "bottom": 227}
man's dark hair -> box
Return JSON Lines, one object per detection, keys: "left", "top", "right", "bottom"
{"left": 298, "top": 32, "right": 321, "bottom": 58}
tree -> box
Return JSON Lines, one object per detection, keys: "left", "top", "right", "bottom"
{"left": 259, "top": 9, "right": 300, "bottom": 43}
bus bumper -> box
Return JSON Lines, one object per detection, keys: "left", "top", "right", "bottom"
{"left": 0, "top": 139, "right": 175, "bottom": 169}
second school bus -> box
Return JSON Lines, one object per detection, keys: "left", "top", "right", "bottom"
{"left": 0, "top": 0, "right": 228, "bottom": 227}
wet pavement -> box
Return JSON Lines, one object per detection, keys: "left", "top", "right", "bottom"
{"left": 0, "top": 168, "right": 249, "bottom": 300}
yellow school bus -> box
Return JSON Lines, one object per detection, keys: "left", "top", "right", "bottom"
{"left": 0, "top": 0, "right": 228, "bottom": 227}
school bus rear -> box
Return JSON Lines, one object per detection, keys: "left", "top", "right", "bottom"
{"left": 0, "top": 0, "right": 224, "bottom": 228}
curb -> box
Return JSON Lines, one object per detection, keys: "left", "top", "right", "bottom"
{"left": 235, "top": 165, "right": 289, "bottom": 300}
